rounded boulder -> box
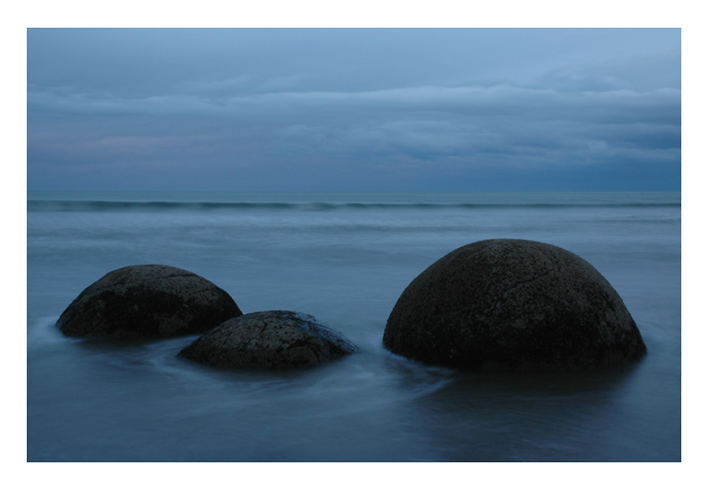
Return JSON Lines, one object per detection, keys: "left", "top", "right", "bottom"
{"left": 383, "top": 239, "right": 646, "bottom": 370}
{"left": 57, "top": 264, "right": 241, "bottom": 340}
{"left": 179, "top": 310, "right": 356, "bottom": 369}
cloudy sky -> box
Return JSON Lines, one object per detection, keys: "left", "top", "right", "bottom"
{"left": 27, "top": 28, "right": 680, "bottom": 192}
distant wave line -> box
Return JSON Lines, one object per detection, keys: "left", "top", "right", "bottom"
{"left": 27, "top": 199, "right": 681, "bottom": 212}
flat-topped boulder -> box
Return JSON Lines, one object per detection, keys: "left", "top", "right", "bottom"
{"left": 179, "top": 310, "right": 356, "bottom": 369}
{"left": 383, "top": 239, "right": 646, "bottom": 370}
{"left": 57, "top": 265, "right": 241, "bottom": 340}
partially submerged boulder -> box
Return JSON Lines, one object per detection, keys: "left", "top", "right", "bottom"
{"left": 179, "top": 310, "right": 356, "bottom": 369}
{"left": 57, "top": 265, "right": 241, "bottom": 340}
{"left": 383, "top": 239, "right": 646, "bottom": 370}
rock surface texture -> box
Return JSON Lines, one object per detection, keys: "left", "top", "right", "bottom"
{"left": 179, "top": 310, "right": 356, "bottom": 369}
{"left": 57, "top": 265, "right": 241, "bottom": 339}
{"left": 383, "top": 239, "right": 646, "bottom": 370}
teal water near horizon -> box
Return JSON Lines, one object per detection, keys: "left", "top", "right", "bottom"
{"left": 28, "top": 189, "right": 680, "bottom": 205}
{"left": 27, "top": 191, "right": 681, "bottom": 461}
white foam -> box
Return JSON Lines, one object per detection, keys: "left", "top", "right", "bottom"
{"left": 27, "top": 315, "right": 68, "bottom": 349}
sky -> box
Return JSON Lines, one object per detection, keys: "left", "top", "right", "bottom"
{"left": 27, "top": 28, "right": 681, "bottom": 192}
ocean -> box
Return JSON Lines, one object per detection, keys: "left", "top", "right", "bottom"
{"left": 26, "top": 191, "right": 681, "bottom": 461}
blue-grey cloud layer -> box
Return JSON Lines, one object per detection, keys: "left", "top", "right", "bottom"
{"left": 28, "top": 28, "right": 680, "bottom": 191}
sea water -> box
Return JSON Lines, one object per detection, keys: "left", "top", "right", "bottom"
{"left": 26, "top": 191, "right": 681, "bottom": 461}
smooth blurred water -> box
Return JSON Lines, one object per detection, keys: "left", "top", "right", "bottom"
{"left": 27, "top": 191, "right": 680, "bottom": 461}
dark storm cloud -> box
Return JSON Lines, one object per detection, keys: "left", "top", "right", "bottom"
{"left": 27, "top": 28, "right": 680, "bottom": 191}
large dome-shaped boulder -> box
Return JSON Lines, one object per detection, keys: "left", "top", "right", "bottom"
{"left": 383, "top": 239, "right": 646, "bottom": 370}
{"left": 179, "top": 310, "right": 356, "bottom": 369}
{"left": 57, "top": 265, "right": 241, "bottom": 340}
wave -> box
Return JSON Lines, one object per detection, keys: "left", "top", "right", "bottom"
{"left": 27, "top": 199, "right": 681, "bottom": 212}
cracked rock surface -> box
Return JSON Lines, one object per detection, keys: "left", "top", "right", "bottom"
{"left": 179, "top": 310, "right": 356, "bottom": 369}
{"left": 383, "top": 239, "right": 647, "bottom": 370}
{"left": 57, "top": 265, "right": 241, "bottom": 340}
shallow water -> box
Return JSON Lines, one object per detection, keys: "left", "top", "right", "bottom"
{"left": 27, "top": 191, "right": 680, "bottom": 461}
